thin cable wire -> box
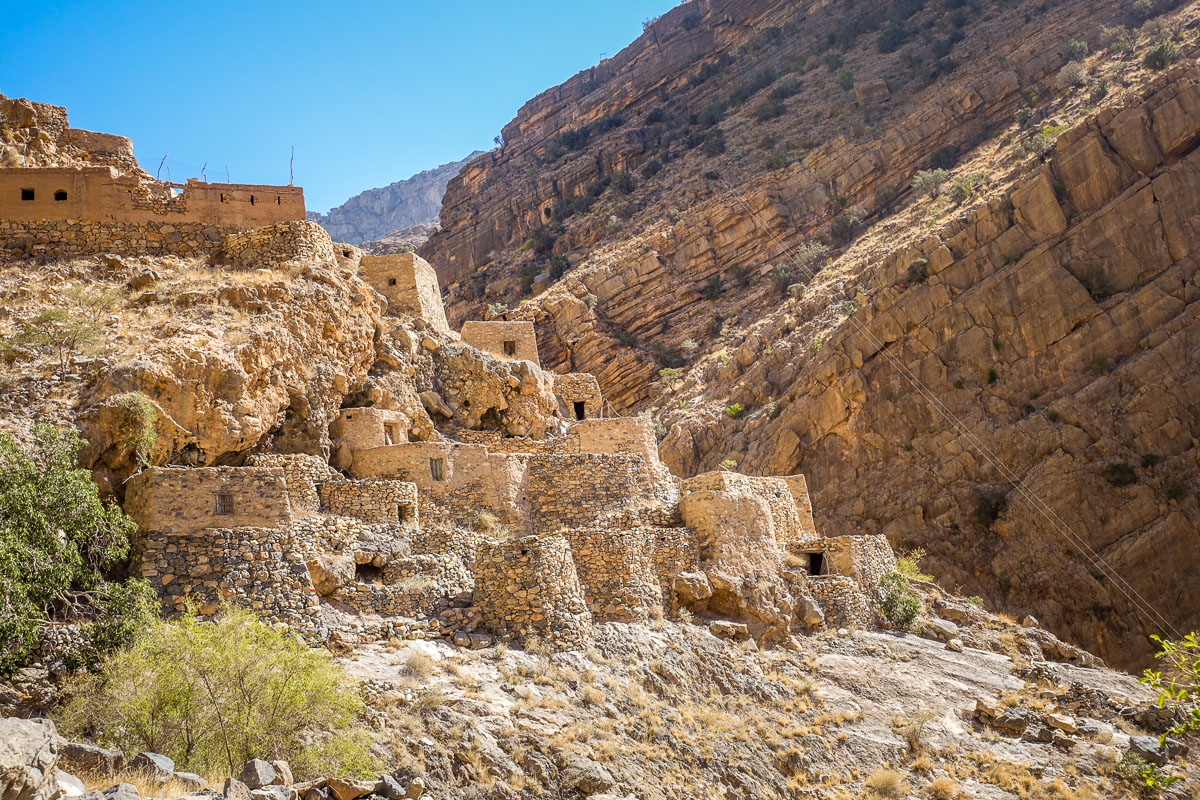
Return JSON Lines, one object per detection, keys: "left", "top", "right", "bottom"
{"left": 716, "top": 178, "right": 1184, "bottom": 640}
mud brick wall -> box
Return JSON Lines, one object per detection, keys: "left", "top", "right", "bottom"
{"left": 680, "top": 471, "right": 801, "bottom": 575}
{"left": 124, "top": 466, "right": 292, "bottom": 535}
{"left": 134, "top": 526, "right": 320, "bottom": 633}
{"left": 553, "top": 372, "right": 603, "bottom": 420}
{"left": 808, "top": 575, "right": 876, "bottom": 629}
{"left": 460, "top": 320, "right": 539, "bottom": 364}
{"left": 319, "top": 479, "right": 419, "bottom": 525}
{"left": 524, "top": 453, "right": 678, "bottom": 533}
{"left": 246, "top": 453, "right": 338, "bottom": 516}
{"left": 0, "top": 218, "right": 233, "bottom": 261}
{"left": 474, "top": 535, "right": 592, "bottom": 649}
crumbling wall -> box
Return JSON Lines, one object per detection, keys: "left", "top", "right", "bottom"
{"left": 781, "top": 474, "right": 818, "bottom": 542}
{"left": 553, "top": 372, "right": 603, "bottom": 420}
{"left": 474, "top": 535, "right": 592, "bottom": 648}
{"left": 360, "top": 253, "right": 450, "bottom": 334}
{"left": 679, "top": 471, "right": 801, "bottom": 572}
{"left": 134, "top": 526, "right": 320, "bottom": 632}
{"left": 808, "top": 575, "right": 875, "bottom": 629}
{"left": 319, "top": 479, "right": 419, "bottom": 525}
{"left": 563, "top": 525, "right": 698, "bottom": 622}
{"left": 449, "top": 429, "right": 575, "bottom": 454}
{"left": 245, "top": 453, "right": 337, "bottom": 517}
{"left": 525, "top": 453, "right": 678, "bottom": 533}
{"left": 217, "top": 220, "right": 336, "bottom": 270}
{"left": 792, "top": 535, "right": 896, "bottom": 591}
{"left": 124, "top": 466, "right": 293, "bottom": 535}
{"left": 460, "top": 320, "right": 539, "bottom": 363}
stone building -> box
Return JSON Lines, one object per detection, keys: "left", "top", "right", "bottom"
{"left": 359, "top": 253, "right": 451, "bottom": 334}
{"left": 461, "top": 320, "right": 539, "bottom": 363}
{"left": 124, "top": 238, "right": 898, "bottom": 649}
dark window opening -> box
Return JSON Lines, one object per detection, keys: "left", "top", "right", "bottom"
{"left": 387, "top": 277, "right": 397, "bottom": 286}
{"left": 342, "top": 249, "right": 352, "bottom": 258}
{"left": 53, "top": 190, "right": 67, "bottom": 202}
{"left": 807, "top": 552, "right": 825, "bottom": 576}
{"left": 502, "top": 340, "right": 517, "bottom": 356}
{"left": 249, "top": 195, "right": 255, "bottom": 205}
{"left": 275, "top": 196, "right": 281, "bottom": 204}
{"left": 20, "top": 188, "right": 34, "bottom": 201}
{"left": 215, "top": 492, "right": 234, "bottom": 515}
{"left": 573, "top": 401, "right": 586, "bottom": 420}
{"left": 355, "top": 562, "right": 383, "bottom": 584}
{"left": 429, "top": 457, "right": 444, "bottom": 481}
{"left": 220, "top": 193, "right": 225, "bottom": 202}
{"left": 398, "top": 504, "right": 416, "bottom": 524}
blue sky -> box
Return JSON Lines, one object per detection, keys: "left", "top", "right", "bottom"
{"left": 0, "top": 0, "right": 679, "bottom": 212}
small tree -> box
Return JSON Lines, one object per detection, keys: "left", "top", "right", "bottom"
{"left": 912, "top": 169, "right": 949, "bottom": 199}
{"left": 1141, "top": 633, "right": 1200, "bottom": 745}
{"left": 880, "top": 572, "right": 920, "bottom": 628}
{"left": 60, "top": 607, "right": 380, "bottom": 779}
{"left": 0, "top": 425, "right": 144, "bottom": 673}
{"left": 14, "top": 309, "right": 102, "bottom": 377}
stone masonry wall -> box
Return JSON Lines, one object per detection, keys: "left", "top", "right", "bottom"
{"left": 319, "top": 479, "right": 419, "bottom": 525}
{"left": 0, "top": 218, "right": 234, "bottom": 261}
{"left": 246, "top": 453, "right": 338, "bottom": 516}
{"left": 474, "top": 534, "right": 592, "bottom": 648}
{"left": 134, "top": 526, "right": 320, "bottom": 633}
{"left": 573, "top": 415, "right": 661, "bottom": 465}
{"left": 808, "top": 575, "right": 876, "bottom": 630}
{"left": 461, "top": 320, "right": 539, "bottom": 363}
{"left": 217, "top": 221, "right": 336, "bottom": 270}
{"left": 563, "top": 525, "right": 698, "bottom": 622}
{"left": 124, "top": 466, "right": 292, "bottom": 535}
{"left": 330, "top": 407, "right": 411, "bottom": 451}
{"left": 792, "top": 534, "right": 896, "bottom": 592}
{"left": 524, "top": 453, "right": 678, "bottom": 533}
{"left": 360, "top": 253, "right": 451, "bottom": 334}
{"left": 679, "top": 471, "right": 802, "bottom": 575}
{"left": 553, "top": 372, "right": 603, "bottom": 420}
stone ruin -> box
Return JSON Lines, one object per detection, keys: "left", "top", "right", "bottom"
{"left": 122, "top": 247, "right": 897, "bottom": 649}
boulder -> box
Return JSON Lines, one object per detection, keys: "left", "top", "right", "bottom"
{"left": 0, "top": 717, "right": 61, "bottom": 800}
{"left": 55, "top": 771, "right": 85, "bottom": 798}
{"left": 402, "top": 778, "right": 424, "bottom": 800}
{"left": 558, "top": 755, "right": 615, "bottom": 795}
{"left": 173, "top": 774, "right": 206, "bottom": 791}
{"left": 223, "top": 778, "right": 252, "bottom": 800}
{"left": 946, "top": 638, "right": 964, "bottom": 653}
{"left": 708, "top": 620, "right": 749, "bottom": 639}
{"left": 376, "top": 775, "right": 404, "bottom": 800}
{"left": 325, "top": 778, "right": 377, "bottom": 800}
{"left": 58, "top": 743, "right": 125, "bottom": 780}
{"left": 1047, "top": 714, "right": 1077, "bottom": 734}
{"left": 128, "top": 753, "right": 173, "bottom": 782}
{"left": 102, "top": 785, "right": 139, "bottom": 800}
{"left": 268, "top": 762, "right": 292, "bottom": 788}
{"left": 672, "top": 572, "right": 712, "bottom": 608}
{"left": 237, "top": 760, "right": 276, "bottom": 790}
{"left": 306, "top": 555, "right": 355, "bottom": 597}
{"left": 920, "top": 617, "right": 959, "bottom": 642}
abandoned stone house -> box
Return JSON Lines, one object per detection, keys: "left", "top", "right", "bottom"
{"left": 121, "top": 237, "right": 897, "bottom": 648}
{"left": 0, "top": 95, "right": 304, "bottom": 259}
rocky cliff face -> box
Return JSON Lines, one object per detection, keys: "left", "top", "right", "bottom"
{"left": 310, "top": 153, "right": 483, "bottom": 245}
{"left": 419, "top": 0, "right": 1200, "bottom": 668}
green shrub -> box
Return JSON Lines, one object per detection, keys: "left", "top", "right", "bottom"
{"left": 701, "top": 130, "right": 726, "bottom": 156}
{"left": 10, "top": 309, "right": 102, "bottom": 377}
{"left": 702, "top": 275, "right": 723, "bottom": 300}
{"left": 880, "top": 572, "right": 920, "bottom": 628}
{"left": 709, "top": 313, "right": 724, "bottom": 338}
{"left": 753, "top": 97, "right": 787, "bottom": 121}
{"left": 0, "top": 425, "right": 144, "bottom": 674}
{"left": 1102, "top": 462, "right": 1138, "bottom": 486}
{"left": 548, "top": 254, "right": 570, "bottom": 281}
{"left": 894, "top": 548, "right": 933, "bottom": 582}
{"left": 912, "top": 169, "right": 948, "bottom": 199}
{"left": 950, "top": 173, "right": 985, "bottom": 205}
{"left": 830, "top": 206, "right": 864, "bottom": 244}
{"left": 115, "top": 392, "right": 159, "bottom": 467}
{"left": 640, "top": 159, "right": 663, "bottom": 179}
{"left": 59, "top": 607, "right": 380, "bottom": 779}
{"left": 1114, "top": 751, "right": 1181, "bottom": 795}
{"left": 836, "top": 68, "right": 855, "bottom": 91}
{"left": 719, "top": 458, "right": 738, "bottom": 471}
{"left": 615, "top": 328, "right": 638, "bottom": 347}
{"left": 1065, "top": 39, "right": 1089, "bottom": 62}
{"left": 770, "top": 263, "right": 801, "bottom": 295}
{"left": 1143, "top": 40, "right": 1182, "bottom": 71}
{"left": 874, "top": 183, "right": 900, "bottom": 213}
{"left": 724, "top": 403, "right": 745, "bottom": 419}
{"left": 906, "top": 258, "right": 929, "bottom": 284}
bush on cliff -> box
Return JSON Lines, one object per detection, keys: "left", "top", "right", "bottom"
{"left": 60, "top": 606, "right": 380, "bottom": 779}
{"left": 0, "top": 425, "right": 152, "bottom": 674}
{"left": 879, "top": 572, "right": 920, "bottom": 628}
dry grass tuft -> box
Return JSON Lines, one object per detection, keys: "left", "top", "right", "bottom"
{"left": 865, "top": 768, "right": 908, "bottom": 798}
